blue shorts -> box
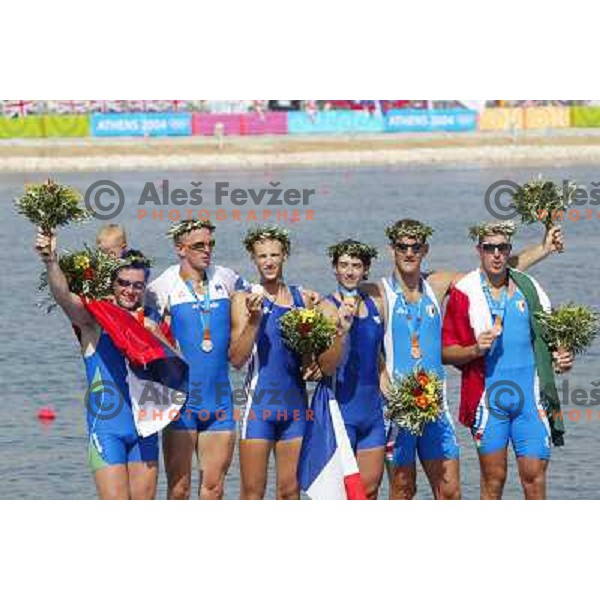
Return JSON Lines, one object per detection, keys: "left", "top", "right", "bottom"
{"left": 167, "top": 401, "right": 235, "bottom": 433}
{"left": 88, "top": 430, "right": 159, "bottom": 472}
{"left": 389, "top": 411, "right": 460, "bottom": 467}
{"left": 241, "top": 406, "right": 309, "bottom": 442}
{"left": 344, "top": 412, "right": 386, "bottom": 452}
{"left": 471, "top": 393, "right": 551, "bottom": 460}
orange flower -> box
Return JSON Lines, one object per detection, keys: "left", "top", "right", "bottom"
{"left": 415, "top": 395, "right": 429, "bottom": 409}
{"left": 417, "top": 372, "right": 429, "bottom": 387}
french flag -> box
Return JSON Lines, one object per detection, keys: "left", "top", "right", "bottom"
{"left": 298, "top": 381, "right": 367, "bottom": 500}
{"left": 82, "top": 299, "right": 188, "bottom": 437}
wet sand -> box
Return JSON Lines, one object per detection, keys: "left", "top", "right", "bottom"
{"left": 2, "top": 129, "right": 600, "bottom": 172}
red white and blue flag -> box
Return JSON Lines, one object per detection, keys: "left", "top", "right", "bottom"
{"left": 83, "top": 299, "right": 188, "bottom": 437}
{"left": 298, "top": 381, "right": 367, "bottom": 500}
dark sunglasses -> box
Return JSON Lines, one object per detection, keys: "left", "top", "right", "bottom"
{"left": 116, "top": 277, "right": 146, "bottom": 291}
{"left": 394, "top": 242, "right": 424, "bottom": 254}
{"left": 186, "top": 240, "right": 216, "bottom": 252}
{"left": 481, "top": 242, "right": 512, "bottom": 254}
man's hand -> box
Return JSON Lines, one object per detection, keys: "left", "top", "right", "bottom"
{"left": 35, "top": 227, "right": 57, "bottom": 263}
{"left": 245, "top": 293, "right": 264, "bottom": 321}
{"left": 543, "top": 225, "right": 564, "bottom": 254}
{"left": 337, "top": 297, "right": 356, "bottom": 334}
{"left": 553, "top": 349, "right": 574, "bottom": 374}
{"left": 305, "top": 289, "right": 321, "bottom": 306}
{"left": 302, "top": 360, "right": 323, "bottom": 382}
{"left": 475, "top": 329, "right": 499, "bottom": 357}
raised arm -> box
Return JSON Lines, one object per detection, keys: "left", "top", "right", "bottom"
{"left": 229, "top": 291, "right": 263, "bottom": 369}
{"left": 35, "top": 229, "right": 95, "bottom": 329}
{"left": 508, "top": 225, "right": 563, "bottom": 271}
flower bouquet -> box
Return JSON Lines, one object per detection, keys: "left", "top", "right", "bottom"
{"left": 385, "top": 367, "right": 443, "bottom": 435}
{"left": 279, "top": 307, "right": 337, "bottom": 356}
{"left": 39, "top": 245, "right": 122, "bottom": 311}
{"left": 511, "top": 176, "right": 577, "bottom": 251}
{"left": 535, "top": 304, "right": 599, "bottom": 356}
{"left": 15, "top": 179, "right": 90, "bottom": 233}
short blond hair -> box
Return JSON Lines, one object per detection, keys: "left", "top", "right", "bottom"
{"left": 96, "top": 224, "right": 127, "bottom": 246}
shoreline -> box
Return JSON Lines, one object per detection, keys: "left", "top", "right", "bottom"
{"left": 3, "top": 131, "right": 600, "bottom": 172}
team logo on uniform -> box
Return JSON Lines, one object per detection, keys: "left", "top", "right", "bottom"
{"left": 516, "top": 299, "right": 527, "bottom": 313}
{"left": 426, "top": 304, "right": 437, "bottom": 318}
{"left": 373, "top": 315, "right": 381, "bottom": 324}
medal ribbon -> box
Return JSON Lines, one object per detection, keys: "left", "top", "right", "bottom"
{"left": 337, "top": 284, "right": 359, "bottom": 299}
{"left": 390, "top": 276, "right": 423, "bottom": 356}
{"left": 480, "top": 272, "right": 508, "bottom": 329}
{"left": 184, "top": 275, "right": 212, "bottom": 345}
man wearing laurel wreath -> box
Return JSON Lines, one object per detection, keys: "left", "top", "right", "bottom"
{"left": 230, "top": 226, "right": 318, "bottom": 500}
{"left": 442, "top": 222, "right": 573, "bottom": 500}
{"left": 371, "top": 218, "right": 563, "bottom": 500}
{"left": 145, "top": 220, "right": 250, "bottom": 500}
{"left": 317, "top": 239, "right": 387, "bottom": 499}
{"left": 35, "top": 230, "right": 161, "bottom": 499}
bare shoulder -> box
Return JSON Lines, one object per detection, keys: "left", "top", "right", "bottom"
{"left": 360, "top": 281, "right": 385, "bottom": 314}
{"left": 428, "top": 270, "right": 464, "bottom": 297}
{"left": 360, "top": 281, "right": 383, "bottom": 296}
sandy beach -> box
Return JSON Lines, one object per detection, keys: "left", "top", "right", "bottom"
{"left": 2, "top": 129, "right": 600, "bottom": 172}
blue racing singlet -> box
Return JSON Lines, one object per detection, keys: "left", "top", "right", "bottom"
{"left": 242, "top": 285, "right": 308, "bottom": 441}
{"left": 328, "top": 291, "right": 384, "bottom": 424}
{"left": 146, "top": 264, "right": 250, "bottom": 432}
{"left": 83, "top": 331, "right": 136, "bottom": 436}
{"left": 381, "top": 276, "right": 459, "bottom": 466}
{"left": 472, "top": 286, "right": 550, "bottom": 459}
{"left": 382, "top": 276, "right": 443, "bottom": 381}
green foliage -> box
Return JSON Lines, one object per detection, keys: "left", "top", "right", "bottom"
{"left": 536, "top": 304, "right": 599, "bottom": 355}
{"left": 279, "top": 308, "right": 337, "bottom": 356}
{"left": 15, "top": 179, "right": 90, "bottom": 232}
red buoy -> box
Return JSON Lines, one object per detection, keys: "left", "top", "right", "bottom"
{"left": 38, "top": 406, "right": 56, "bottom": 421}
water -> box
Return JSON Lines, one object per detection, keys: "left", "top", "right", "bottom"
{"left": 1, "top": 164, "right": 598, "bottom": 499}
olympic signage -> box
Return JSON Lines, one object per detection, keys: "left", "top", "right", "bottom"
{"left": 384, "top": 109, "right": 478, "bottom": 133}
{"left": 287, "top": 110, "right": 386, "bottom": 134}
{"left": 91, "top": 112, "right": 193, "bottom": 137}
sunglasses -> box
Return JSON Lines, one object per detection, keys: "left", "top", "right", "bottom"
{"left": 394, "top": 242, "right": 424, "bottom": 254}
{"left": 185, "top": 240, "right": 216, "bottom": 252}
{"left": 116, "top": 277, "right": 146, "bottom": 291}
{"left": 481, "top": 243, "right": 512, "bottom": 254}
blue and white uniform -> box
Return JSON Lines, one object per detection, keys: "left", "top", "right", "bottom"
{"left": 471, "top": 286, "right": 551, "bottom": 459}
{"left": 382, "top": 276, "right": 459, "bottom": 466}
{"left": 241, "top": 286, "right": 308, "bottom": 441}
{"left": 146, "top": 264, "right": 249, "bottom": 432}
{"left": 85, "top": 331, "right": 159, "bottom": 471}
{"left": 326, "top": 291, "right": 386, "bottom": 452}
